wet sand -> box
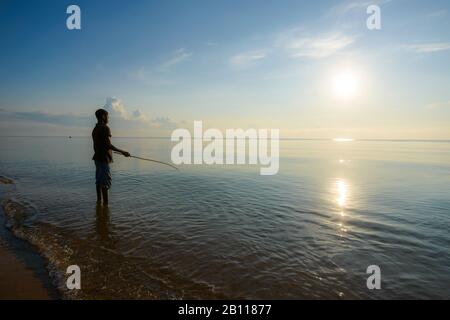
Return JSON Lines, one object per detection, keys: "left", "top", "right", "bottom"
{"left": 0, "top": 175, "right": 56, "bottom": 300}
{"left": 0, "top": 241, "right": 51, "bottom": 299}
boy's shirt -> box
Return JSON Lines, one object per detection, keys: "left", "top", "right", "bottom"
{"left": 92, "top": 123, "right": 113, "bottom": 163}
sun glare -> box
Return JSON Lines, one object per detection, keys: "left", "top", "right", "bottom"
{"left": 333, "top": 138, "right": 354, "bottom": 142}
{"left": 332, "top": 71, "right": 360, "bottom": 99}
{"left": 336, "top": 180, "right": 348, "bottom": 208}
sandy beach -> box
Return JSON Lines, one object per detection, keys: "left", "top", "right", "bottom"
{"left": 0, "top": 241, "right": 51, "bottom": 299}
{"left": 0, "top": 175, "right": 57, "bottom": 300}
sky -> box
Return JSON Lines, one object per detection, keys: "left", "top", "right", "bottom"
{"left": 0, "top": 0, "right": 449, "bottom": 139}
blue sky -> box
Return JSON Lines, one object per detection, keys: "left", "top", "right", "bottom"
{"left": 0, "top": 0, "right": 449, "bottom": 138}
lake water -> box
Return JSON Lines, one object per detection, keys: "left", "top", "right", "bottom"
{"left": 0, "top": 136, "right": 449, "bottom": 299}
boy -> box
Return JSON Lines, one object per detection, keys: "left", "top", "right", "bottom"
{"left": 92, "top": 109, "right": 130, "bottom": 205}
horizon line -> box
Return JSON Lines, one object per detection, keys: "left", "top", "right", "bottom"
{"left": 1, "top": 135, "right": 450, "bottom": 143}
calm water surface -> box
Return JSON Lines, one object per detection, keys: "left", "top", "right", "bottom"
{"left": 0, "top": 137, "right": 449, "bottom": 299}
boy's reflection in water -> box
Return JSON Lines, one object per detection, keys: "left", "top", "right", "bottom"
{"left": 95, "top": 204, "right": 116, "bottom": 249}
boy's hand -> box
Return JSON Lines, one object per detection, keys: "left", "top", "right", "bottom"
{"left": 122, "top": 151, "right": 131, "bottom": 157}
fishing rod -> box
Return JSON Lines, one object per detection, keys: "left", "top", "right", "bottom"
{"left": 113, "top": 151, "right": 179, "bottom": 171}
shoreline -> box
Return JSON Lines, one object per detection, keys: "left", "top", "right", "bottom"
{"left": 0, "top": 241, "right": 54, "bottom": 299}
{"left": 0, "top": 176, "right": 59, "bottom": 300}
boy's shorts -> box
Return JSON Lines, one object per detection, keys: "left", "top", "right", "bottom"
{"left": 95, "top": 161, "right": 111, "bottom": 189}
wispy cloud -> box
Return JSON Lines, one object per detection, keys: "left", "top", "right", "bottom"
{"left": 0, "top": 98, "right": 179, "bottom": 131}
{"left": 426, "top": 100, "right": 450, "bottom": 109}
{"left": 404, "top": 42, "right": 450, "bottom": 53}
{"left": 230, "top": 50, "right": 268, "bottom": 67}
{"left": 133, "top": 67, "right": 175, "bottom": 87}
{"left": 161, "top": 48, "right": 192, "bottom": 69}
{"left": 132, "top": 48, "right": 192, "bottom": 86}
{"left": 205, "top": 42, "right": 219, "bottom": 47}
{"left": 277, "top": 29, "right": 355, "bottom": 59}
{"left": 0, "top": 109, "right": 90, "bottom": 127}
{"left": 328, "top": 0, "right": 391, "bottom": 17}
{"left": 151, "top": 117, "right": 178, "bottom": 130}
{"left": 228, "top": 28, "right": 355, "bottom": 68}
{"left": 426, "top": 9, "right": 447, "bottom": 19}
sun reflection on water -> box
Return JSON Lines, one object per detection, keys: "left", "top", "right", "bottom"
{"left": 336, "top": 179, "right": 347, "bottom": 208}
{"left": 335, "top": 179, "right": 350, "bottom": 234}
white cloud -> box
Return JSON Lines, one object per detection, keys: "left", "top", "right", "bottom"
{"left": 104, "top": 97, "right": 129, "bottom": 119}
{"left": 131, "top": 109, "right": 149, "bottom": 122}
{"left": 103, "top": 97, "right": 177, "bottom": 129}
{"left": 404, "top": 42, "right": 450, "bottom": 53}
{"left": 277, "top": 29, "right": 355, "bottom": 59}
{"left": 161, "top": 48, "right": 192, "bottom": 69}
{"left": 230, "top": 50, "right": 268, "bottom": 66}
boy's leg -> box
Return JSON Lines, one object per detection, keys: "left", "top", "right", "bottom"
{"left": 101, "top": 187, "right": 109, "bottom": 206}
{"left": 95, "top": 161, "right": 111, "bottom": 205}
{"left": 96, "top": 185, "right": 102, "bottom": 203}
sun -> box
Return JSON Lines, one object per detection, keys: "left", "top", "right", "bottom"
{"left": 332, "top": 71, "right": 360, "bottom": 99}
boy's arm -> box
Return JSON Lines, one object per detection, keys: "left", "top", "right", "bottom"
{"left": 110, "top": 144, "right": 130, "bottom": 157}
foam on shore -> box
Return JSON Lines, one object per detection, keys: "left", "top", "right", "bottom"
{"left": 1, "top": 198, "right": 223, "bottom": 299}
{"left": 0, "top": 175, "right": 14, "bottom": 185}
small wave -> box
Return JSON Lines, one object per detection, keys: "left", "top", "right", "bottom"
{"left": 1, "top": 198, "right": 225, "bottom": 299}
{"left": 0, "top": 175, "right": 15, "bottom": 184}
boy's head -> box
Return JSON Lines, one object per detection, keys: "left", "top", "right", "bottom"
{"left": 95, "top": 109, "right": 109, "bottom": 124}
